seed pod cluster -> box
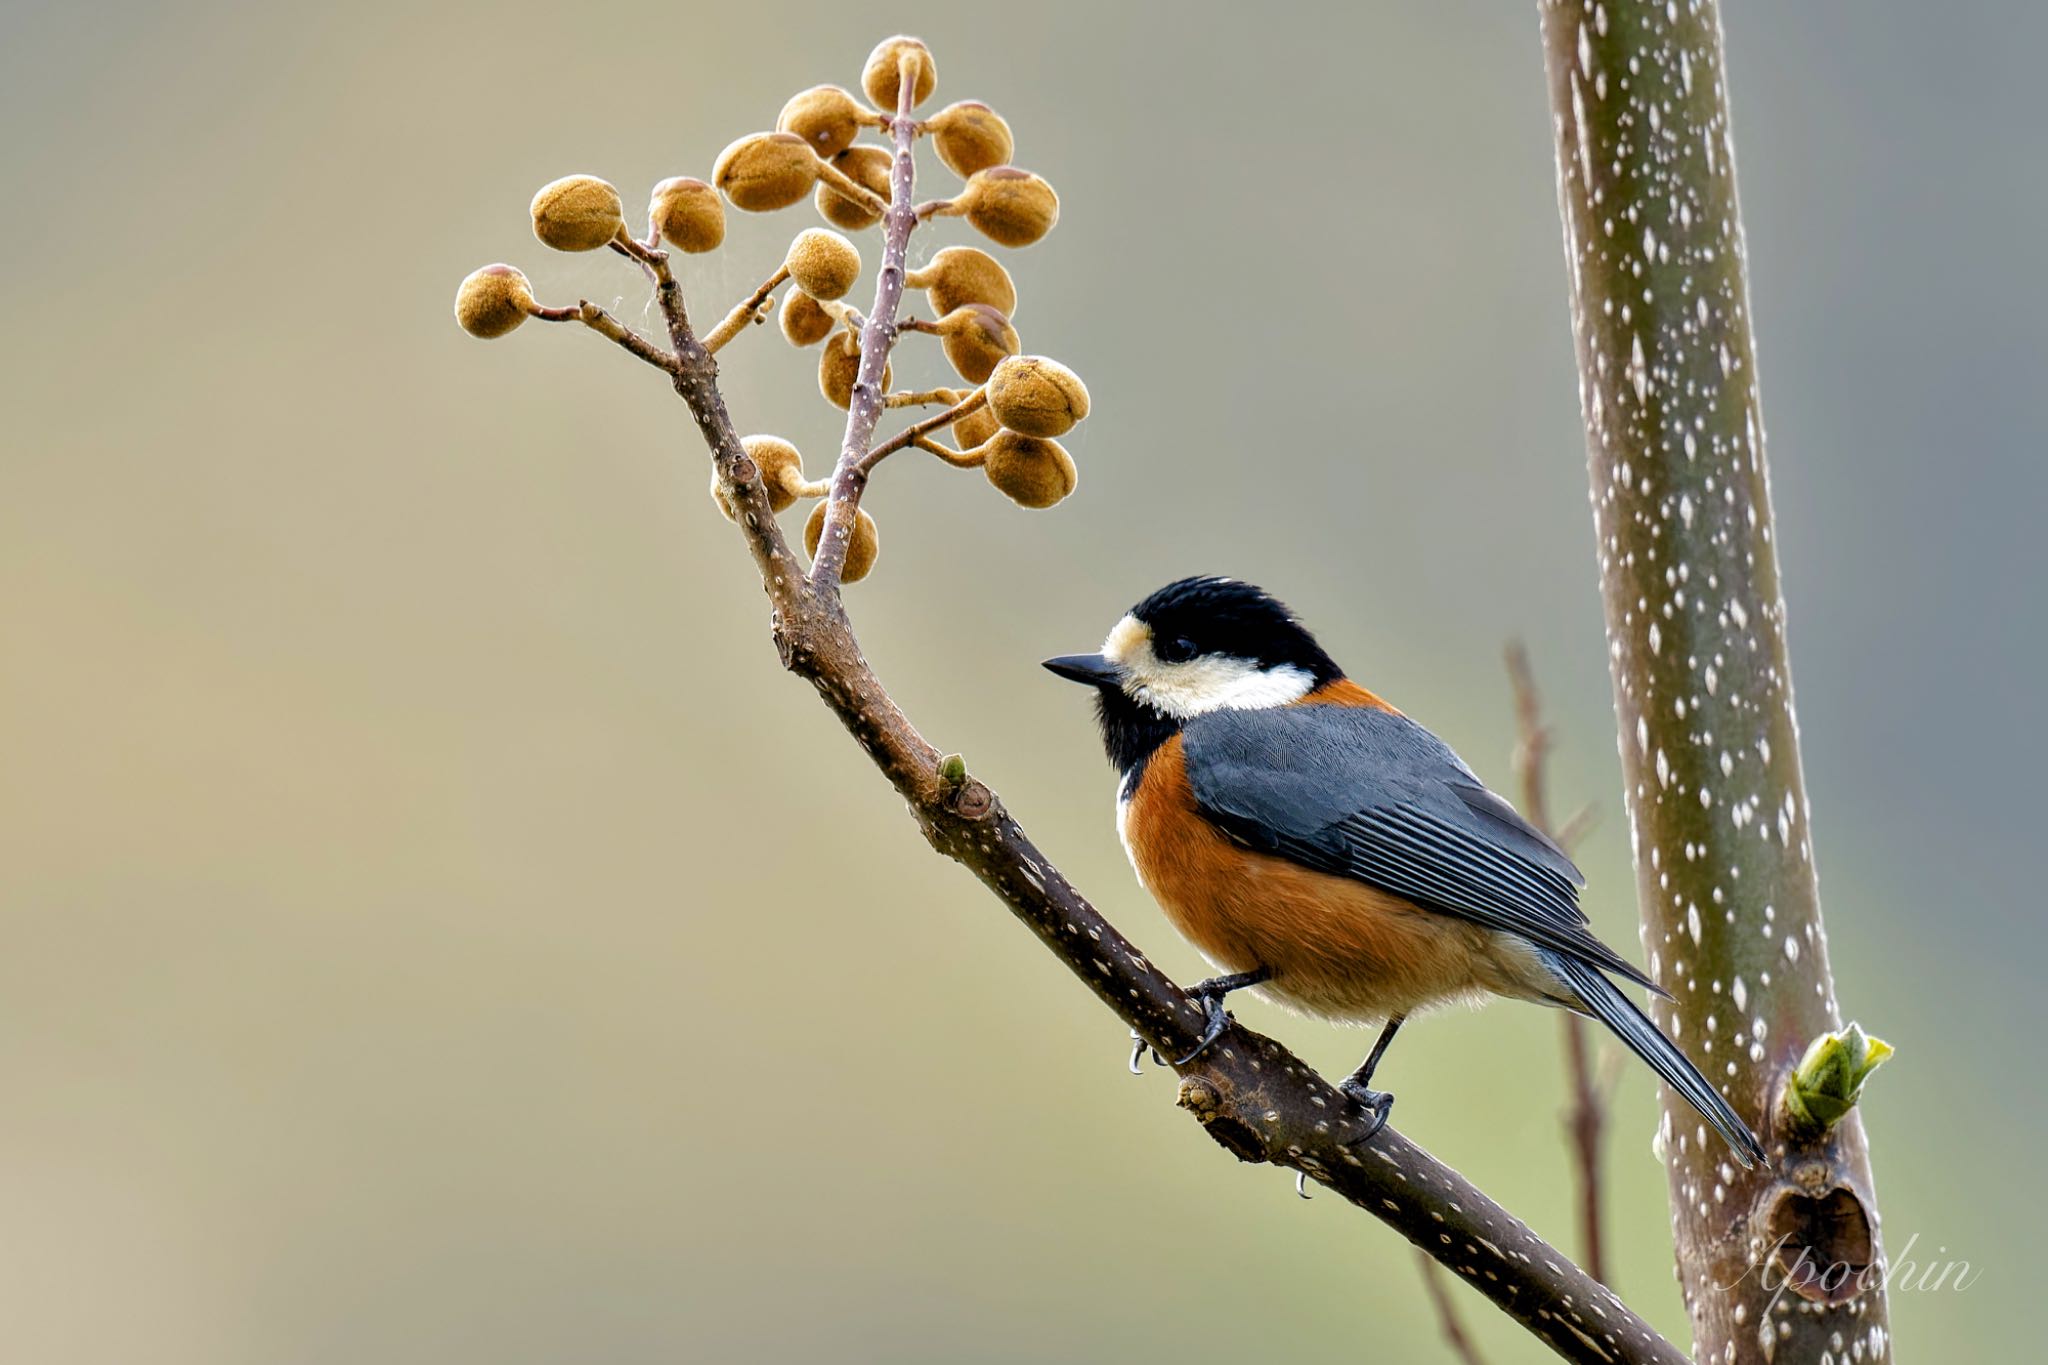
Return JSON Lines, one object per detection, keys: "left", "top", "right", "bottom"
{"left": 806, "top": 501, "right": 881, "bottom": 583}
{"left": 956, "top": 351, "right": 1093, "bottom": 510}
{"left": 454, "top": 264, "right": 537, "bottom": 338}
{"left": 531, "top": 175, "right": 626, "bottom": 252}
{"left": 649, "top": 177, "right": 725, "bottom": 253}
{"left": 456, "top": 33, "right": 1087, "bottom": 591}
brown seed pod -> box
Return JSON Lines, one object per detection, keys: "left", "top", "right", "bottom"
{"left": 861, "top": 35, "right": 936, "bottom": 112}
{"left": 530, "top": 175, "right": 626, "bottom": 252}
{"left": 952, "top": 399, "right": 999, "bottom": 450}
{"left": 931, "top": 303, "right": 1020, "bottom": 384}
{"left": 776, "top": 85, "right": 869, "bottom": 159}
{"left": 648, "top": 176, "right": 725, "bottom": 253}
{"left": 453, "top": 264, "right": 537, "bottom": 338}
{"left": 805, "top": 500, "right": 881, "bottom": 584}
{"left": 928, "top": 101, "right": 1014, "bottom": 178}
{"left": 711, "top": 435, "right": 809, "bottom": 518}
{"left": 814, "top": 146, "right": 892, "bottom": 230}
{"left": 784, "top": 228, "right": 862, "bottom": 302}
{"left": 956, "top": 167, "right": 1059, "bottom": 247}
{"left": 713, "top": 132, "right": 819, "bottom": 212}
{"left": 907, "top": 245, "right": 1017, "bottom": 318}
{"left": 986, "top": 355, "right": 1091, "bottom": 438}
{"left": 982, "top": 431, "right": 1077, "bottom": 509}
{"left": 818, "top": 331, "right": 892, "bottom": 409}
{"left": 780, "top": 289, "right": 837, "bottom": 347}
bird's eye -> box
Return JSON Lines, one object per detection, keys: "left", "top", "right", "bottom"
{"left": 1156, "top": 635, "right": 1198, "bottom": 664}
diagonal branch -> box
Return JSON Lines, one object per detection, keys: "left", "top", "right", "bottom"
{"left": 632, "top": 232, "right": 1685, "bottom": 1365}
{"left": 494, "top": 49, "right": 1686, "bottom": 1363}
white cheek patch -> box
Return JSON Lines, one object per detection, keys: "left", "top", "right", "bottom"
{"left": 1135, "top": 656, "right": 1316, "bottom": 718}
{"left": 1101, "top": 614, "right": 1315, "bottom": 718}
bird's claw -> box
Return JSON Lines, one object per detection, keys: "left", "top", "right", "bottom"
{"left": 1339, "top": 1080, "right": 1395, "bottom": 1145}
{"left": 1172, "top": 993, "right": 1232, "bottom": 1066}
{"left": 1126, "top": 1030, "right": 1167, "bottom": 1075}
{"left": 1295, "top": 1169, "right": 1314, "bottom": 1200}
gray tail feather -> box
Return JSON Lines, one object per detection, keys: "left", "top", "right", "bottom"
{"left": 1547, "top": 953, "right": 1768, "bottom": 1170}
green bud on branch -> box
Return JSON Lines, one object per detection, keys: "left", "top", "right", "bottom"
{"left": 1782, "top": 1022, "right": 1893, "bottom": 1138}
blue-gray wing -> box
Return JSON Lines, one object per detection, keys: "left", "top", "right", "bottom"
{"left": 1181, "top": 704, "right": 1665, "bottom": 995}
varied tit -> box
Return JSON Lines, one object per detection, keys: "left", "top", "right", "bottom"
{"left": 1044, "top": 576, "right": 1766, "bottom": 1167}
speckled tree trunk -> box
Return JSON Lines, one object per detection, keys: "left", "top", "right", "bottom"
{"left": 1536, "top": 3, "right": 1894, "bottom": 1362}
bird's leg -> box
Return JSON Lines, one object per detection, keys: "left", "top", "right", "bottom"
{"left": 1171, "top": 966, "right": 1272, "bottom": 1066}
{"left": 1338, "top": 1014, "right": 1405, "bottom": 1142}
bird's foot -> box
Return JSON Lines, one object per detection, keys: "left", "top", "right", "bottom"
{"left": 1338, "top": 1079, "right": 1395, "bottom": 1144}
{"left": 1172, "top": 993, "right": 1233, "bottom": 1066}
{"left": 1167, "top": 968, "right": 1271, "bottom": 1066}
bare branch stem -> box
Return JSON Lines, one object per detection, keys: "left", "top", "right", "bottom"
{"left": 808, "top": 62, "right": 922, "bottom": 589}
{"left": 1505, "top": 642, "right": 1608, "bottom": 1287}
{"left": 703, "top": 265, "right": 791, "bottom": 354}
{"left": 637, "top": 233, "right": 1687, "bottom": 1365}
{"left": 911, "top": 434, "right": 988, "bottom": 469}
{"left": 858, "top": 388, "right": 986, "bottom": 473}
{"left": 533, "top": 302, "right": 679, "bottom": 374}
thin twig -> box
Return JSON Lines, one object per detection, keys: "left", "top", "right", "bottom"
{"left": 532, "top": 302, "right": 679, "bottom": 374}
{"left": 703, "top": 266, "right": 790, "bottom": 353}
{"left": 857, "top": 388, "right": 987, "bottom": 473}
{"left": 884, "top": 387, "right": 964, "bottom": 408}
{"left": 911, "top": 434, "right": 987, "bottom": 469}
{"left": 1417, "top": 1252, "right": 1491, "bottom": 1365}
{"left": 1506, "top": 640, "right": 1609, "bottom": 1287}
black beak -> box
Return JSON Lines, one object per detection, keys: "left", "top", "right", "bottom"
{"left": 1042, "top": 653, "right": 1121, "bottom": 687}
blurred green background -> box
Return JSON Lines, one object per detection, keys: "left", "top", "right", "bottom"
{"left": 0, "top": 0, "right": 2034, "bottom": 1359}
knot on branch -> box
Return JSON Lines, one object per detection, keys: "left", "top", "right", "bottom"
{"left": 949, "top": 779, "right": 993, "bottom": 819}
{"left": 935, "top": 753, "right": 995, "bottom": 819}
{"left": 1759, "top": 1184, "right": 1879, "bottom": 1306}
{"left": 1177, "top": 1074, "right": 1269, "bottom": 1166}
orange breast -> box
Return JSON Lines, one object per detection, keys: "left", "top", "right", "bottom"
{"left": 1123, "top": 736, "right": 1544, "bottom": 1022}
